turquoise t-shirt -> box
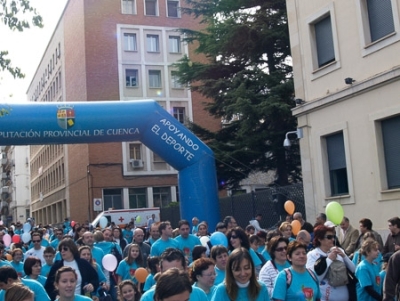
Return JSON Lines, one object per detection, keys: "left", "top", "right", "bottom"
{"left": 141, "top": 285, "right": 207, "bottom": 301}
{"left": 55, "top": 295, "right": 92, "bottom": 301}
{"left": 175, "top": 234, "right": 201, "bottom": 263}
{"left": 150, "top": 238, "right": 179, "bottom": 257}
{"left": 379, "top": 270, "right": 386, "bottom": 295}
{"left": 272, "top": 268, "right": 321, "bottom": 301}
{"left": 355, "top": 259, "right": 381, "bottom": 301}
{"left": 144, "top": 273, "right": 156, "bottom": 292}
{"left": 193, "top": 283, "right": 216, "bottom": 301}
{"left": 261, "top": 249, "right": 272, "bottom": 261}
{"left": 0, "top": 278, "right": 50, "bottom": 301}
{"left": 116, "top": 259, "right": 139, "bottom": 282}
{"left": 214, "top": 266, "right": 225, "bottom": 286}
{"left": 41, "top": 263, "right": 53, "bottom": 277}
{"left": 10, "top": 261, "right": 25, "bottom": 277}
{"left": 23, "top": 275, "right": 47, "bottom": 286}
{"left": 211, "top": 280, "right": 270, "bottom": 301}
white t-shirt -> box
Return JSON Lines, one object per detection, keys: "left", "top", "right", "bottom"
{"left": 63, "top": 260, "right": 82, "bottom": 294}
{"left": 25, "top": 247, "right": 46, "bottom": 265}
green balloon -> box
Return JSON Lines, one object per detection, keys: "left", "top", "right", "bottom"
{"left": 136, "top": 216, "right": 141, "bottom": 223}
{"left": 325, "top": 201, "right": 344, "bottom": 225}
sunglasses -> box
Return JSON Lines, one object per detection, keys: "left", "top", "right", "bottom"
{"left": 275, "top": 246, "right": 287, "bottom": 252}
{"left": 61, "top": 247, "right": 69, "bottom": 251}
{"left": 32, "top": 240, "right": 41, "bottom": 243}
{"left": 324, "top": 235, "right": 335, "bottom": 240}
{"left": 230, "top": 235, "right": 239, "bottom": 239}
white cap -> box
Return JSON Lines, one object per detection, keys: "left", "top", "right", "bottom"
{"left": 324, "top": 221, "right": 336, "bottom": 228}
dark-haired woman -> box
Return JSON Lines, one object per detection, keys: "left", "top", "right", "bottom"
{"left": 272, "top": 241, "right": 321, "bottom": 301}
{"left": 23, "top": 256, "right": 47, "bottom": 286}
{"left": 227, "top": 227, "right": 262, "bottom": 276}
{"left": 211, "top": 248, "right": 269, "bottom": 301}
{"left": 189, "top": 258, "right": 217, "bottom": 300}
{"left": 44, "top": 238, "right": 99, "bottom": 300}
{"left": 259, "top": 236, "right": 291, "bottom": 298}
{"left": 306, "top": 225, "right": 355, "bottom": 301}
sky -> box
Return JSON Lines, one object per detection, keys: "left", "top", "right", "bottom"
{"left": 0, "top": 0, "right": 68, "bottom": 102}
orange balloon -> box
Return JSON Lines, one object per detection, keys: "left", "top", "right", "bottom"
{"left": 291, "top": 220, "right": 301, "bottom": 235}
{"left": 5, "top": 253, "right": 12, "bottom": 261}
{"left": 284, "top": 200, "right": 295, "bottom": 215}
{"left": 135, "top": 267, "right": 149, "bottom": 283}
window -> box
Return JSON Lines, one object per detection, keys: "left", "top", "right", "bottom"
{"left": 122, "top": 0, "right": 135, "bottom": 14}
{"left": 129, "top": 143, "right": 142, "bottom": 159}
{"left": 146, "top": 35, "right": 160, "bottom": 52}
{"left": 326, "top": 132, "right": 349, "bottom": 196}
{"left": 167, "top": 0, "right": 179, "bottom": 17}
{"left": 126, "top": 69, "right": 138, "bottom": 87}
{"left": 104, "top": 189, "right": 123, "bottom": 210}
{"left": 168, "top": 36, "right": 181, "bottom": 53}
{"left": 153, "top": 187, "right": 171, "bottom": 208}
{"left": 124, "top": 33, "right": 137, "bottom": 51}
{"left": 314, "top": 15, "right": 335, "bottom": 68}
{"left": 173, "top": 107, "right": 185, "bottom": 123}
{"left": 149, "top": 70, "right": 162, "bottom": 88}
{"left": 145, "top": 0, "right": 157, "bottom": 16}
{"left": 171, "top": 72, "right": 183, "bottom": 88}
{"left": 367, "top": 0, "right": 395, "bottom": 42}
{"left": 381, "top": 115, "right": 400, "bottom": 189}
{"left": 129, "top": 188, "right": 147, "bottom": 208}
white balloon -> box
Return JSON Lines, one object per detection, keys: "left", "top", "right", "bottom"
{"left": 99, "top": 216, "right": 108, "bottom": 228}
{"left": 102, "top": 254, "right": 117, "bottom": 272}
{"left": 22, "top": 232, "right": 31, "bottom": 243}
{"left": 200, "top": 236, "right": 210, "bottom": 247}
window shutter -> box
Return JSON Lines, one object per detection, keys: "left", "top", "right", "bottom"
{"left": 367, "top": 0, "right": 395, "bottom": 42}
{"left": 315, "top": 15, "right": 335, "bottom": 67}
{"left": 326, "top": 132, "right": 346, "bottom": 170}
{"left": 382, "top": 116, "right": 400, "bottom": 188}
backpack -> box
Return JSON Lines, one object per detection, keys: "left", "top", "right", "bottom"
{"left": 284, "top": 268, "right": 319, "bottom": 288}
{"left": 327, "top": 259, "right": 348, "bottom": 287}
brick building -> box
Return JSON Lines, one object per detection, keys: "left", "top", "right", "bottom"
{"left": 26, "top": 0, "right": 220, "bottom": 225}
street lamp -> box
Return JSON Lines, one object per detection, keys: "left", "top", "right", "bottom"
{"left": 283, "top": 128, "right": 303, "bottom": 149}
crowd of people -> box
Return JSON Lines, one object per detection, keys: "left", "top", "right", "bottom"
{"left": 0, "top": 213, "right": 399, "bottom": 301}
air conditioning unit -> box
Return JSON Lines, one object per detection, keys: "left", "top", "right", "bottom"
{"left": 130, "top": 159, "right": 144, "bottom": 169}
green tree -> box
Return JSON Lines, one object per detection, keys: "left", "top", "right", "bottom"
{"left": 174, "top": 0, "right": 300, "bottom": 188}
{"left": 0, "top": 0, "right": 43, "bottom": 78}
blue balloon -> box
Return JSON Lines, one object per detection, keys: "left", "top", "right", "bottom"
{"left": 210, "top": 232, "right": 228, "bottom": 247}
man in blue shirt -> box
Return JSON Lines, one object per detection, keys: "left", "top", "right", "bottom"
{"left": 175, "top": 220, "right": 201, "bottom": 263}
{"left": 150, "top": 221, "right": 178, "bottom": 257}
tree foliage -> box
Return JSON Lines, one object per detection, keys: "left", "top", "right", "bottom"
{"left": 174, "top": 0, "right": 301, "bottom": 188}
{"left": 0, "top": 0, "right": 43, "bottom": 78}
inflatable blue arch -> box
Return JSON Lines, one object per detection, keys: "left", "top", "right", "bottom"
{"left": 0, "top": 100, "right": 220, "bottom": 229}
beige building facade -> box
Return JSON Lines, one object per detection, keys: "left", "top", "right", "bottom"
{"left": 286, "top": 0, "right": 400, "bottom": 233}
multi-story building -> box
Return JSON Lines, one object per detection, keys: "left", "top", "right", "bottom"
{"left": 26, "top": 0, "right": 220, "bottom": 225}
{"left": 1, "top": 145, "right": 31, "bottom": 224}
{"left": 286, "top": 0, "right": 400, "bottom": 232}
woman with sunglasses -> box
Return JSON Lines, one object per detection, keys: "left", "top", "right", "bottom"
{"left": 44, "top": 238, "right": 99, "bottom": 300}
{"left": 211, "top": 247, "right": 269, "bottom": 301}
{"left": 306, "top": 225, "right": 355, "bottom": 301}
{"left": 259, "top": 236, "right": 291, "bottom": 298}
{"left": 226, "top": 227, "right": 262, "bottom": 276}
